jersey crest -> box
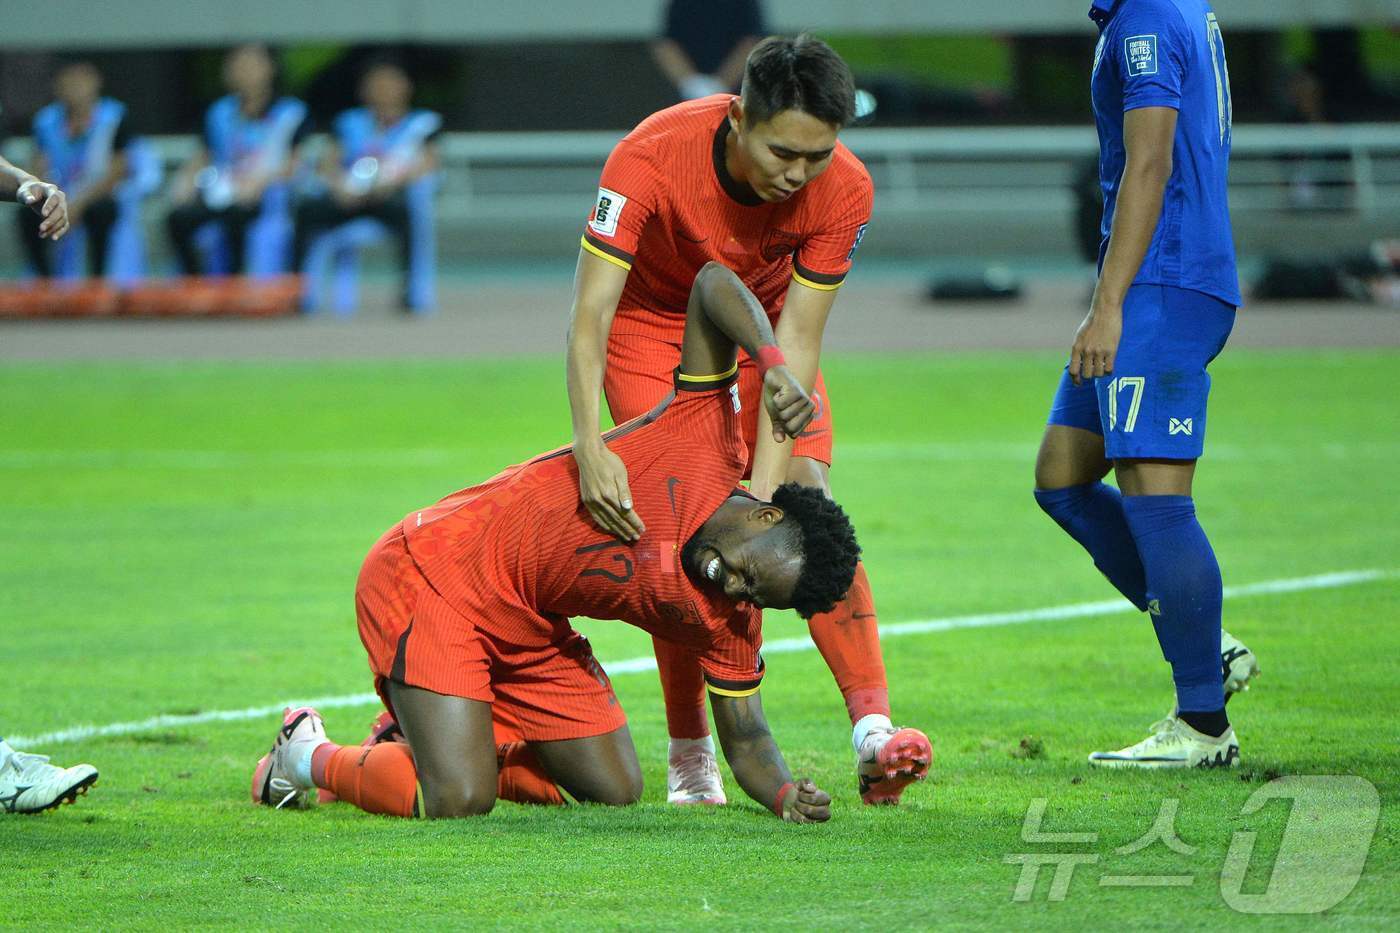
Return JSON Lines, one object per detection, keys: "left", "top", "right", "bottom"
{"left": 760, "top": 227, "right": 801, "bottom": 262}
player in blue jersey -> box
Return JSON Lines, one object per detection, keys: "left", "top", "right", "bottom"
{"left": 292, "top": 60, "right": 441, "bottom": 310}
{"left": 1033, "top": 0, "right": 1260, "bottom": 768}
{"left": 166, "top": 44, "right": 310, "bottom": 275}
{"left": 17, "top": 62, "right": 135, "bottom": 278}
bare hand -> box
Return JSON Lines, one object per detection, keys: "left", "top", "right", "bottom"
{"left": 576, "top": 442, "right": 645, "bottom": 542}
{"left": 781, "top": 778, "right": 831, "bottom": 823}
{"left": 762, "top": 365, "right": 816, "bottom": 442}
{"left": 1068, "top": 303, "right": 1123, "bottom": 386}
{"left": 18, "top": 180, "right": 69, "bottom": 240}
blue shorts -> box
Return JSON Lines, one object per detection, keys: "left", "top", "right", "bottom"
{"left": 1047, "top": 284, "right": 1236, "bottom": 460}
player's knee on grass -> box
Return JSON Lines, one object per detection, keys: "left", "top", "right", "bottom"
{"left": 530, "top": 729, "right": 643, "bottom": 806}
{"left": 421, "top": 777, "right": 496, "bottom": 818}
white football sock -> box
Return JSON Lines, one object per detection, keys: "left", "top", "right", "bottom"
{"left": 293, "top": 741, "right": 329, "bottom": 789}
{"left": 852, "top": 714, "right": 894, "bottom": 754}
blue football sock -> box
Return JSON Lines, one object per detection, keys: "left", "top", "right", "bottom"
{"left": 1121, "top": 494, "right": 1226, "bottom": 715}
{"left": 1035, "top": 482, "right": 1148, "bottom": 612}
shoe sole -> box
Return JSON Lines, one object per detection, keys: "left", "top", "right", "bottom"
{"left": 666, "top": 793, "right": 726, "bottom": 806}
{"left": 17, "top": 772, "right": 99, "bottom": 814}
{"left": 860, "top": 728, "right": 933, "bottom": 805}
{"left": 1088, "top": 746, "right": 1241, "bottom": 769}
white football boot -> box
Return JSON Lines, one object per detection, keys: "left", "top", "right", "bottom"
{"left": 666, "top": 742, "right": 726, "bottom": 805}
{"left": 0, "top": 741, "right": 98, "bottom": 814}
{"left": 250, "top": 706, "right": 327, "bottom": 809}
{"left": 1089, "top": 715, "right": 1240, "bottom": 769}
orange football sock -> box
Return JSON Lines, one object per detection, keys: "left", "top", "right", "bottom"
{"left": 316, "top": 742, "right": 421, "bottom": 818}
{"left": 806, "top": 562, "right": 891, "bottom": 723}
{"left": 653, "top": 635, "right": 710, "bottom": 739}
{"left": 496, "top": 743, "right": 565, "bottom": 806}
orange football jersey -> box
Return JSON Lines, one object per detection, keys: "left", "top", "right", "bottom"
{"left": 581, "top": 95, "right": 873, "bottom": 343}
{"left": 398, "top": 369, "right": 766, "bottom": 694}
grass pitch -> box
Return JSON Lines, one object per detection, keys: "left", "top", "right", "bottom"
{"left": 2, "top": 350, "right": 1397, "bottom": 929}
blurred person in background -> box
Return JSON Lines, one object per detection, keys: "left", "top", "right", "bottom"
{"left": 292, "top": 60, "right": 441, "bottom": 309}
{"left": 165, "top": 44, "right": 309, "bottom": 275}
{"left": 651, "top": 0, "right": 767, "bottom": 100}
{"left": 568, "top": 34, "right": 931, "bottom": 809}
{"left": 15, "top": 62, "right": 131, "bottom": 278}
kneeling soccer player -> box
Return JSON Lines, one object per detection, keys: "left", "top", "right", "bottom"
{"left": 253, "top": 262, "right": 914, "bottom": 820}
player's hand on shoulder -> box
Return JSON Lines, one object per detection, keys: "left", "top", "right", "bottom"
{"left": 781, "top": 778, "right": 831, "bottom": 823}
{"left": 575, "top": 441, "right": 645, "bottom": 543}
{"left": 1068, "top": 302, "right": 1123, "bottom": 386}
{"left": 18, "top": 179, "right": 68, "bottom": 241}
{"left": 762, "top": 365, "right": 816, "bottom": 442}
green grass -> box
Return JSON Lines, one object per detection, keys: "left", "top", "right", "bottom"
{"left": 2, "top": 351, "right": 1397, "bottom": 929}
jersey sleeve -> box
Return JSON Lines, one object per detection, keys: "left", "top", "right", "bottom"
{"left": 580, "top": 137, "right": 663, "bottom": 272}
{"left": 791, "top": 170, "right": 873, "bottom": 291}
{"left": 697, "top": 607, "right": 765, "bottom": 697}
{"left": 1114, "top": 0, "right": 1192, "bottom": 113}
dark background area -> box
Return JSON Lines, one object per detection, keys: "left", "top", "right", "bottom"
{"left": 2, "top": 28, "right": 1396, "bottom": 137}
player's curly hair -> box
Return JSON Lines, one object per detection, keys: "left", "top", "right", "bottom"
{"left": 771, "top": 482, "right": 861, "bottom": 620}
{"left": 741, "top": 34, "right": 856, "bottom": 127}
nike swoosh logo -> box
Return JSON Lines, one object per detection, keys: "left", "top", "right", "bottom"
{"left": 677, "top": 232, "right": 707, "bottom": 244}
{"left": 667, "top": 476, "right": 681, "bottom": 519}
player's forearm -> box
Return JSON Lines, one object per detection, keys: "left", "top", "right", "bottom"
{"left": 0, "top": 156, "right": 36, "bottom": 202}
{"left": 710, "top": 692, "right": 794, "bottom": 816}
{"left": 1095, "top": 155, "right": 1171, "bottom": 309}
{"left": 750, "top": 312, "right": 821, "bottom": 496}
{"left": 650, "top": 38, "right": 699, "bottom": 85}
{"left": 565, "top": 331, "right": 608, "bottom": 450}
{"left": 693, "top": 262, "right": 780, "bottom": 361}
{"left": 716, "top": 37, "right": 760, "bottom": 89}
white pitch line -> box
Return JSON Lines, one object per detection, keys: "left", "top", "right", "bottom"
{"left": 9, "top": 568, "right": 1393, "bottom": 749}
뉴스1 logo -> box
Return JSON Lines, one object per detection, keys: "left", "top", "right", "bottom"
{"left": 588, "top": 187, "right": 627, "bottom": 237}
{"left": 1125, "top": 35, "right": 1159, "bottom": 76}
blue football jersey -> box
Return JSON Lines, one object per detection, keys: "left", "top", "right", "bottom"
{"left": 1089, "top": 0, "right": 1241, "bottom": 307}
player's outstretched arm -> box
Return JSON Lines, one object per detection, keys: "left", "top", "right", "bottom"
{"left": 710, "top": 689, "right": 831, "bottom": 823}
{"left": 0, "top": 156, "right": 68, "bottom": 240}
{"left": 681, "top": 262, "right": 816, "bottom": 441}
{"left": 566, "top": 248, "right": 644, "bottom": 542}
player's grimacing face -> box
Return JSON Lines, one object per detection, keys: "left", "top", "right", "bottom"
{"left": 731, "top": 104, "right": 840, "bottom": 203}
{"left": 684, "top": 502, "right": 802, "bottom": 610}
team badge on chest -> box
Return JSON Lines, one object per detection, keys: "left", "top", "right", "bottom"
{"left": 761, "top": 228, "right": 801, "bottom": 262}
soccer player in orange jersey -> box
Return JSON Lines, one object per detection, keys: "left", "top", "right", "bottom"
{"left": 251, "top": 263, "right": 918, "bottom": 821}
{"left": 565, "top": 34, "right": 931, "bottom": 805}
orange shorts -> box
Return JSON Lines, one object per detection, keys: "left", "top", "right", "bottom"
{"left": 354, "top": 525, "right": 628, "bottom": 743}
{"left": 604, "top": 334, "right": 833, "bottom": 476}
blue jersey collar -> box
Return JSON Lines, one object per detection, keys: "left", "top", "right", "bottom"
{"left": 1089, "top": 0, "right": 1122, "bottom": 26}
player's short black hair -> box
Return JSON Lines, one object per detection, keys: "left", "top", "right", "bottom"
{"left": 741, "top": 34, "right": 856, "bottom": 128}
{"left": 772, "top": 482, "right": 861, "bottom": 619}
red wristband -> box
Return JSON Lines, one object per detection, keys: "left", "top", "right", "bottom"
{"left": 755, "top": 345, "right": 786, "bottom": 377}
{"left": 774, "top": 781, "right": 795, "bottom": 817}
